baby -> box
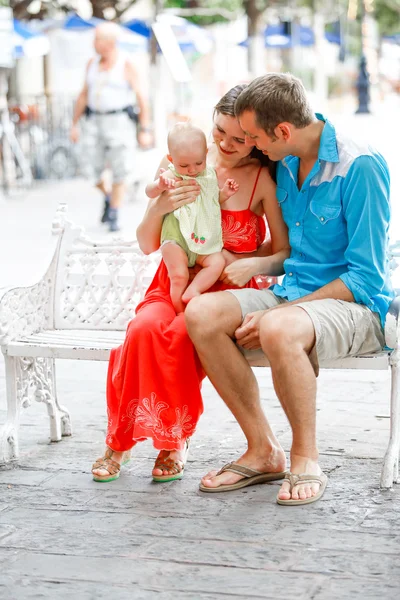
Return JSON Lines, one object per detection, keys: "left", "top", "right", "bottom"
{"left": 146, "top": 122, "right": 239, "bottom": 313}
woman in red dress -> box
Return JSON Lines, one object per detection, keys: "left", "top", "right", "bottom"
{"left": 92, "top": 85, "right": 290, "bottom": 482}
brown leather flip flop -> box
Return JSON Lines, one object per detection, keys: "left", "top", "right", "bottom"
{"left": 199, "top": 461, "right": 287, "bottom": 493}
{"left": 276, "top": 472, "right": 328, "bottom": 506}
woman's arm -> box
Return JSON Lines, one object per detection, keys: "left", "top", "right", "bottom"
{"left": 136, "top": 158, "right": 201, "bottom": 254}
{"left": 221, "top": 170, "right": 290, "bottom": 286}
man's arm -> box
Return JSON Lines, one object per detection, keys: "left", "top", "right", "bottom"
{"left": 70, "top": 59, "right": 94, "bottom": 143}
{"left": 264, "top": 154, "right": 390, "bottom": 309}
{"left": 338, "top": 153, "right": 391, "bottom": 307}
{"left": 124, "top": 60, "right": 152, "bottom": 147}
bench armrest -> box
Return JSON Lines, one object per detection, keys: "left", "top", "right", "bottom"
{"left": 0, "top": 249, "right": 59, "bottom": 346}
{"left": 384, "top": 296, "right": 400, "bottom": 350}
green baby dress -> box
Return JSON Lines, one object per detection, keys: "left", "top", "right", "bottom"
{"left": 161, "top": 164, "right": 223, "bottom": 266}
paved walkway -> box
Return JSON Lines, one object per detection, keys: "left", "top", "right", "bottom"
{"left": 0, "top": 103, "right": 400, "bottom": 599}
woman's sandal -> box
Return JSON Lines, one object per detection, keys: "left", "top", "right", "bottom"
{"left": 92, "top": 448, "right": 132, "bottom": 483}
{"left": 152, "top": 439, "right": 190, "bottom": 483}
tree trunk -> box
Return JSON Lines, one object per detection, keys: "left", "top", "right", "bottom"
{"left": 245, "top": 0, "right": 266, "bottom": 77}
{"left": 90, "top": 1, "right": 106, "bottom": 20}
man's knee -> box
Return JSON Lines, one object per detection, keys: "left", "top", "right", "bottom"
{"left": 260, "top": 307, "right": 315, "bottom": 356}
{"left": 185, "top": 295, "right": 216, "bottom": 338}
{"left": 185, "top": 292, "right": 241, "bottom": 339}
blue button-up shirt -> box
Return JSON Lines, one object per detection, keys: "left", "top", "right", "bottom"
{"left": 271, "top": 114, "right": 394, "bottom": 326}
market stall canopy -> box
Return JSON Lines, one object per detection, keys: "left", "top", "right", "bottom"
{"left": 13, "top": 19, "right": 50, "bottom": 58}
{"left": 124, "top": 14, "right": 213, "bottom": 54}
{"left": 239, "top": 22, "right": 341, "bottom": 49}
{"left": 63, "top": 13, "right": 147, "bottom": 52}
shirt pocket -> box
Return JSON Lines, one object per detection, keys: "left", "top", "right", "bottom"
{"left": 276, "top": 187, "right": 289, "bottom": 221}
{"left": 309, "top": 200, "right": 342, "bottom": 225}
{"left": 308, "top": 200, "right": 345, "bottom": 251}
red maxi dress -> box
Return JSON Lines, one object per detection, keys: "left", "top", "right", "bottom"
{"left": 105, "top": 167, "right": 267, "bottom": 452}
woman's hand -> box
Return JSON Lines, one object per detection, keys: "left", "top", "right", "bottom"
{"left": 157, "top": 179, "right": 200, "bottom": 216}
{"left": 220, "top": 257, "right": 261, "bottom": 287}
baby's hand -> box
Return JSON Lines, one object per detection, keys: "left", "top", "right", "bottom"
{"left": 159, "top": 171, "right": 176, "bottom": 191}
{"left": 221, "top": 178, "right": 239, "bottom": 199}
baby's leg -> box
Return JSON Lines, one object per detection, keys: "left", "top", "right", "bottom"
{"left": 161, "top": 241, "right": 190, "bottom": 314}
{"left": 182, "top": 252, "right": 225, "bottom": 304}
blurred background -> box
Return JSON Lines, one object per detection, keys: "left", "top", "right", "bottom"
{"left": 0, "top": 0, "right": 399, "bottom": 288}
{"left": 1, "top": 0, "right": 399, "bottom": 189}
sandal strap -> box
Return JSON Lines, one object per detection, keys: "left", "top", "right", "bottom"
{"left": 92, "top": 456, "right": 121, "bottom": 475}
{"left": 217, "top": 462, "right": 262, "bottom": 478}
{"left": 284, "top": 473, "right": 325, "bottom": 489}
{"left": 154, "top": 457, "right": 183, "bottom": 474}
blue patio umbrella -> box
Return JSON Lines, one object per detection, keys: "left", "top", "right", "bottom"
{"left": 13, "top": 19, "right": 50, "bottom": 58}
{"left": 62, "top": 13, "right": 147, "bottom": 52}
{"left": 63, "top": 14, "right": 104, "bottom": 29}
{"left": 240, "top": 22, "right": 340, "bottom": 48}
{"left": 124, "top": 14, "right": 213, "bottom": 54}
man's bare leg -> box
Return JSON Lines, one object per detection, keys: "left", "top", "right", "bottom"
{"left": 259, "top": 307, "right": 323, "bottom": 501}
{"left": 110, "top": 181, "right": 125, "bottom": 209}
{"left": 95, "top": 179, "right": 110, "bottom": 196}
{"left": 185, "top": 293, "right": 286, "bottom": 489}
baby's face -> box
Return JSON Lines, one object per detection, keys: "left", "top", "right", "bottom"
{"left": 169, "top": 146, "right": 207, "bottom": 177}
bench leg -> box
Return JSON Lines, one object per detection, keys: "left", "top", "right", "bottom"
{"left": 48, "top": 359, "right": 72, "bottom": 438}
{"left": 0, "top": 356, "right": 72, "bottom": 464}
{"left": 381, "top": 349, "right": 400, "bottom": 489}
{"left": 0, "top": 356, "right": 20, "bottom": 463}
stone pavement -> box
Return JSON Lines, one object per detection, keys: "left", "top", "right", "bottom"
{"left": 0, "top": 104, "right": 400, "bottom": 599}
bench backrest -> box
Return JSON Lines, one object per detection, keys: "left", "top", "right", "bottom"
{"left": 53, "top": 217, "right": 160, "bottom": 331}
{"left": 50, "top": 206, "right": 400, "bottom": 336}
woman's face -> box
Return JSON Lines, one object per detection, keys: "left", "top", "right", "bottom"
{"left": 212, "top": 112, "right": 253, "bottom": 160}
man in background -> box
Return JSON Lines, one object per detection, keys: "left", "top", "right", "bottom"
{"left": 70, "top": 22, "right": 152, "bottom": 232}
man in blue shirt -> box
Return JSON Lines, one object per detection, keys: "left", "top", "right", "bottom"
{"left": 186, "top": 73, "right": 393, "bottom": 505}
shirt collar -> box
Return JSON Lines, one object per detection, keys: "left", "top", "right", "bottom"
{"left": 316, "top": 113, "right": 339, "bottom": 163}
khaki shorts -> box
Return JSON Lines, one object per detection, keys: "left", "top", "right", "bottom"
{"left": 80, "top": 112, "right": 135, "bottom": 183}
{"left": 227, "top": 288, "right": 385, "bottom": 372}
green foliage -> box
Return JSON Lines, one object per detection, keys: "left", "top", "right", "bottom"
{"left": 375, "top": 0, "right": 400, "bottom": 36}
{"left": 164, "top": 0, "right": 242, "bottom": 25}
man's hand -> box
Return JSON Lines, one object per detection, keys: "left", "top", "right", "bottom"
{"left": 70, "top": 124, "right": 80, "bottom": 144}
{"left": 234, "top": 310, "right": 269, "bottom": 350}
{"left": 138, "top": 130, "right": 153, "bottom": 149}
{"left": 220, "top": 257, "right": 260, "bottom": 287}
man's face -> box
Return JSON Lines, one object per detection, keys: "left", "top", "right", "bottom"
{"left": 239, "top": 110, "right": 290, "bottom": 162}
{"left": 94, "top": 34, "right": 114, "bottom": 57}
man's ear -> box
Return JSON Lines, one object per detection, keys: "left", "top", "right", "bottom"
{"left": 274, "top": 123, "right": 291, "bottom": 141}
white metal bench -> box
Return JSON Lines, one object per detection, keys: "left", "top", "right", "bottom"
{"left": 1, "top": 205, "right": 399, "bottom": 489}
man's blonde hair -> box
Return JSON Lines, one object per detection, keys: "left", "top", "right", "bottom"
{"left": 235, "top": 73, "right": 314, "bottom": 137}
{"left": 95, "top": 22, "right": 120, "bottom": 41}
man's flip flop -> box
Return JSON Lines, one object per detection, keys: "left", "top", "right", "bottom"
{"left": 276, "top": 472, "right": 328, "bottom": 506}
{"left": 199, "top": 462, "right": 287, "bottom": 493}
